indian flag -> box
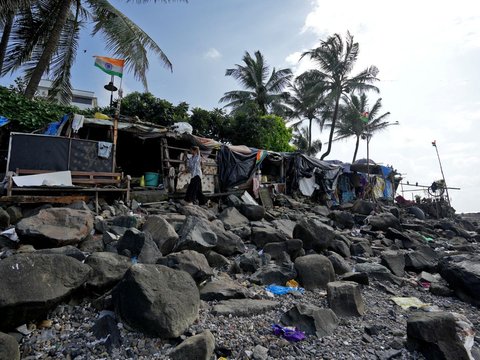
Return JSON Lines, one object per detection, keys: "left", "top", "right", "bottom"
{"left": 94, "top": 56, "right": 125, "bottom": 78}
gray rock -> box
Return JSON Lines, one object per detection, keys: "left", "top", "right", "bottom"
{"left": 404, "top": 246, "right": 437, "bottom": 273}
{"left": 85, "top": 252, "right": 132, "bottom": 290}
{"left": 340, "top": 272, "right": 369, "bottom": 285}
{"left": 407, "top": 311, "right": 475, "bottom": 360}
{"left": 355, "top": 262, "right": 403, "bottom": 285}
{"left": 350, "top": 241, "right": 373, "bottom": 257}
{"left": 218, "top": 207, "right": 249, "bottom": 230}
{"left": 293, "top": 218, "right": 336, "bottom": 252}
{"left": 176, "top": 216, "right": 217, "bottom": 253}
{"left": 312, "top": 205, "right": 330, "bottom": 217}
{"left": 226, "top": 194, "right": 242, "bottom": 207}
{"left": 239, "top": 204, "right": 265, "bottom": 221}
{"left": 271, "top": 219, "right": 296, "bottom": 238}
{"left": 0, "top": 331, "right": 20, "bottom": 360}
{"left": 351, "top": 200, "right": 375, "bottom": 215}
{"left": 16, "top": 208, "right": 93, "bottom": 247}
{"left": 380, "top": 250, "right": 405, "bottom": 277}
{"left": 210, "top": 222, "right": 245, "bottom": 256}
{"left": 36, "top": 245, "right": 86, "bottom": 261}
{"left": 79, "top": 235, "right": 105, "bottom": 253}
{"left": 252, "top": 345, "right": 269, "bottom": 360}
{"left": 295, "top": 254, "right": 335, "bottom": 290}
{"left": 179, "top": 204, "right": 216, "bottom": 221}
{"left": 238, "top": 249, "right": 264, "bottom": 273}
{"left": 158, "top": 250, "right": 213, "bottom": 283}
{"left": 117, "top": 228, "right": 162, "bottom": 264}
{"left": 142, "top": 215, "right": 179, "bottom": 255}
{"left": 113, "top": 264, "right": 199, "bottom": 338}
{"left": 200, "top": 276, "right": 247, "bottom": 301}
{"left": 330, "top": 211, "right": 355, "bottom": 229}
{"left": 92, "top": 314, "right": 122, "bottom": 351}
{"left": 329, "top": 238, "right": 351, "bottom": 258}
{"left": 212, "top": 299, "right": 278, "bottom": 317}
{"left": 281, "top": 303, "right": 339, "bottom": 337}
{"left": 439, "top": 254, "right": 480, "bottom": 304}
{"left": 204, "top": 250, "right": 230, "bottom": 268}
{"left": 250, "top": 263, "right": 296, "bottom": 285}
{"left": 111, "top": 215, "right": 138, "bottom": 229}
{"left": 169, "top": 330, "right": 215, "bottom": 360}
{"left": 328, "top": 252, "right": 351, "bottom": 275}
{"left": 251, "top": 227, "right": 286, "bottom": 248}
{"left": 367, "top": 212, "right": 401, "bottom": 231}
{"left": 0, "top": 254, "right": 91, "bottom": 330}
{"left": 408, "top": 206, "right": 426, "bottom": 220}
{"left": 0, "top": 208, "right": 10, "bottom": 229}
{"left": 6, "top": 206, "right": 22, "bottom": 225}
{"left": 327, "top": 281, "right": 365, "bottom": 317}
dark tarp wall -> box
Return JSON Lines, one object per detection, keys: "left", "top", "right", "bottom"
{"left": 217, "top": 145, "right": 260, "bottom": 190}
{"left": 7, "top": 133, "right": 113, "bottom": 172}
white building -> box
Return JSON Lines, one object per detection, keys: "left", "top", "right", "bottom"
{"left": 37, "top": 79, "right": 98, "bottom": 110}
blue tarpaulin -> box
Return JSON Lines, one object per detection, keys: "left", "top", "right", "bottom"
{"left": 0, "top": 116, "right": 10, "bottom": 127}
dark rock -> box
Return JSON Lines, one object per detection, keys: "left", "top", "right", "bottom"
{"left": 239, "top": 204, "right": 265, "bottom": 221}
{"left": 251, "top": 227, "right": 286, "bottom": 248}
{"left": 117, "top": 228, "right": 162, "bottom": 264}
{"left": 293, "top": 218, "right": 336, "bottom": 252}
{"left": 85, "top": 252, "right": 132, "bottom": 290}
{"left": 199, "top": 276, "right": 247, "bottom": 301}
{"left": 430, "top": 282, "right": 454, "bottom": 297}
{"left": 263, "top": 242, "right": 289, "bottom": 260}
{"left": 354, "top": 262, "right": 402, "bottom": 285}
{"left": 295, "top": 254, "right": 335, "bottom": 290}
{"left": 327, "top": 281, "right": 365, "bottom": 317}
{"left": 158, "top": 250, "right": 213, "bottom": 283}
{"left": 312, "top": 205, "right": 330, "bottom": 217}
{"left": 0, "top": 208, "right": 10, "bottom": 229}
{"left": 250, "top": 263, "right": 296, "bottom": 285}
{"left": 0, "top": 254, "right": 91, "bottom": 330}
{"left": 211, "top": 223, "right": 245, "bottom": 256}
{"left": 404, "top": 247, "right": 437, "bottom": 273}
{"left": 365, "top": 324, "right": 386, "bottom": 336}
{"left": 281, "top": 303, "right": 339, "bottom": 337}
{"left": 179, "top": 204, "right": 216, "bottom": 221}
{"left": 238, "top": 250, "right": 263, "bottom": 273}
{"left": 367, "top": 213, "right": 401, "bottom": 231}
{"left": 169, "top": 330, "right": 215, "bottom": 360}
{"left": 439, "top": 254, "right": 480, "bottom": 304}
{"left": 407, "top": 311, "right": 475, "bottom": 360}
{"left": 380, "top": 250, "right": 405, "bottom": 277}
{"left": 142, "top": 215, "right": 179, "bottom": 255}
{"left": 340, "top": 272, "right": 369, "bottom": 285}
{"left": 329, "top": 238, "right": 351, "bottom": 258}
{"left": 408, "top": 206, "right": 426, "bottom": 220}
{"left": 6, "top": 206, "right": 22, "bottom": 225}
{"left": 204, "top": 251, "right": 230, "bottom": 268}
{"left": 218, "top": 207, "right": 249, "bottom": 230}
{"left": 112, "top": 264, "right": 199, "bottom": 338}
{"left": 16, "top": 208, "right": 93, "bottom": 247}
{"left": 212, "top": 299, "right": 278, "bottom": 317}
{"left": 0, "top": 331, "right": 20, "bottom": 360}
{"left": 37, "top": 245, "right": 86, "bottom": 261}
{"left": 328, "top": 252, "right": 351, "bottom": 275}
{"left": 226, "top": 194, "right": 242, "bottom": 207}
{"left": 92, "top": 314, "right": 122, "bottom": 351}
{"left": 111, "top": 215, "right": 138, "bottom": 229}
{"left": 330, "top": 211, "right": 355, "bottom": 229}
{"left": 350, "top": 241, "right": 373, "bottom": 257}
{"left": 351, "top": 200, "right": 375, "bottom": 215}
{"left": 79, "top": 235, "right": 104, "bottom": 253}
{"left": 271, "top": 219, "right": 296, "bottom": 238}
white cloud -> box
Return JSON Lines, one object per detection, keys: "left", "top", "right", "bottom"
{"left": 203, "top": 48, "right": 222, "bottom": 60}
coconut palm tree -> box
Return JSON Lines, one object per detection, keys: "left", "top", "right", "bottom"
{"left": 291, "top": 126, "right": 322, "bottom": 157}
{"left": 220, "top": 50, "right": 293, "bottom": 116}
{"left": 287, "top": 75, "right": 327, "bottom": 151}
{"left": 299, "top": 32, "right": 379, "bottom": 160}
{"left": 2, "top": 0, "right": 183, "bottom": 102}
{"left": 334, "top": 93, "right": 391, "bottom": 162}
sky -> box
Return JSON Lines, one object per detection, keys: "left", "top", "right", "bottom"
{"left": 2, "top": 0, "right": 480, "bottom": 213}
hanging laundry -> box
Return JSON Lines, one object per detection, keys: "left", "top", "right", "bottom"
{"left": 72, "top": 114, "right": 85, "bottom": 133}
{"left": 98, "top": 141, "right": 113, "bottom": 159}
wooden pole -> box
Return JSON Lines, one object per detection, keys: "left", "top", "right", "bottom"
{"left": 112, "top": 77, "right": 123, "bottom": 172}
{"left": 432, "top": 141, "right": 451, "bottom": 207}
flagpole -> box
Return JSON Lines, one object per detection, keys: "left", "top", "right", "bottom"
{"left": 112, "top": 76, "right": 123, "bottom": 172}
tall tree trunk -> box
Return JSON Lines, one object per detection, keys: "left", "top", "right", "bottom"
{"left": 308, "top": 117, "right": 312, "bottom": 149}
{"left": 352, "top": 134, "right": 360, "bottom": 163}
{"left": 320, "top": 93, "right": 341, "bottom": 160}
{"left": 24, "top": 0, "right": 71, "bottom": 99}
{"left": 0, "top": 11, "right": 14, "bottom": 75}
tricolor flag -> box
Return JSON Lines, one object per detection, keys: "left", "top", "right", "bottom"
{"left": 94, "top": 56, "right": 125, "bottom": 78}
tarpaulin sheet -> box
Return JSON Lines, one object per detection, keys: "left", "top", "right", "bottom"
{"left": 217, "top": 145, "right": 262, "bottom": 190}
{"left": 0, "top": 116, "right": 9, "bottom": 127}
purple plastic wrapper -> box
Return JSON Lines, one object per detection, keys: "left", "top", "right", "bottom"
{"left": 272, "top": 324, "right": 306, "bottom": 342}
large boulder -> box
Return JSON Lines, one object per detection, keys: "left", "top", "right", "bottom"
{"left": 354, "top": 262, "right": 403, "bottom": 285}
{"left": 112, "top": 264, "right": 199, "bottom": 338}
{"left": 293, "top": 219, "right": 336, "bottom": 252}
{"left": 200, "top": 275, "right": 247, "bottom": 301}
{"left": 210, "top": 223, "right": 245, "bottom": 256}
{"left": 351, "top": 200, "right": 375, "bottom": 215}
{"left": 407, "top": 311, "right": 475, "bottom": 360}
{"left": 329, "top": 211, "right": 355, "bottom": 230}
{"left": 0, "top": 208, "right": 10, "bottom": 229}
{"left": 37, "top": 245, "right": 86, "bottom": 261}
{"left": 218, "top": 207, "right": 249, "bottom": 230}
{"left": 142, "top": 215, "right": 179, "bottom": 255}
{"left": 404, "top": 246, "right": 438, "bottom": 273}
{"left": 251, "top": 227, "right": 286, "bottom": 248}
{"left": 439, "top": 254, "right": 480, "bottom": 305}
{"left": 294, "top": 254, "right": 335, "bottom": 290}
{"left": 169, "top": 330, "right": 215, "bottom": 360}
{"left": 327, "top": 281, "right": 365, "bottom": 317}
{"left": 239, "top": 204, "right": 265, "bottom": 221}
{"left": 380, "top": 250, "right": 405, "bottom": 277}
{"left": 175, "top": 216, "right": 217, "bottom": 253}
{"left": 212, "top": 299, "right": 278, "bottom": 317}
{"left": 271, "top": 219, "right": 296, "bottom": 238}
{"left": 157, "top": 250, "right": 213, "bottom": 284}
{"left": 85, "top": 252, "right": 132, "bottom": 290}
{"left": 328, "top": 252, "right": 351, "bottom": 275}
{"left": 250, "top": 263, "right": 297, "bottom": 285}
{"left": 367, "top": 212, "right": 401, "bottom": 231}
{"left": 0, "top": 254, "right": 91, "bottom": 330}
{"left": 281, "top": 303, "right": 339, "bottom": 337}
{"left": 0, "top": 332, "right": 20, "bottom": 360}
{"left": 16, "top": 208, "right": 93, "bottom": 247}
{"left": 117, "top": 228, "right": 162, "bottom": 264}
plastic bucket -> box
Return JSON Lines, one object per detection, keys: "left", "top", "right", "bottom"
{"left": 144, "top": 172, "right": 159, "bottom": 187}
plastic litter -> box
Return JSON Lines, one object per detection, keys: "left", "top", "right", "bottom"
{"left": 0, "top": 228, "right": 19, "bottom": 242}
{"left": 131, "top": 257, "right": 138, "bottom": 264}
{"left": 265, "top": 284, "right": 304, "bottom": 296}
{"left": 286, "top": 279, "right": 299, "bottom": 288}
{"left": 391, "top": 296, "right": 430, "bottom": 310}
{"left": 272, "top": 324, "right": 305, "bottom": 342}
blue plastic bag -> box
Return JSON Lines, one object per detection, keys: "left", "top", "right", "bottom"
{"left": 265, "top": 284, "right": 304, "bottom": 295}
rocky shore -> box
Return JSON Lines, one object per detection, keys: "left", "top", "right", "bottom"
{"left": 0, "top": 195, "right": 479, "bottom": 360}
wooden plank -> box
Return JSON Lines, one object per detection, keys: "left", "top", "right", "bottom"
{"left": 0, "top": 195, "right": 90, "bottom": 204}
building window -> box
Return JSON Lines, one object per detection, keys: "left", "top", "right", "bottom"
{"left": 72, "top": 96, "right": 92, "bottom": 105}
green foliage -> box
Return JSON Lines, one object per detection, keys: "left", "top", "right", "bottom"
{"left": 189, "top": 107, "right": 233, "bottom": 142}
{"left": 230, "top": 114, "right": 294, "bottom": 152}
{"left": 0, "top": 85, "right": 84, "bottom": 132}
{"left": 119, "top": 91, "right": 189, "bottom": 126}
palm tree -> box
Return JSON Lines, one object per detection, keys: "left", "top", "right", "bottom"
{"left": 299, "top": 32, "right": 379, "bottom": 160}
{"left": 220, "top": 50, "right": 293, "bottom": 115}
{"left": 291, "top": 126, "right": 322, "bottom": 157}
{"left": 287, "top": 75, "right": 327, "bottom": 151}
{"left": 334, "top": 93, "right": 391, "bottom": 162}
{"left": 2, "top": 0, "right": 183, "bottom": 102}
